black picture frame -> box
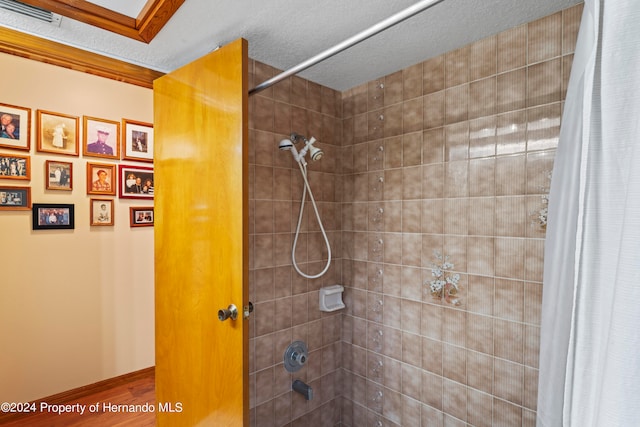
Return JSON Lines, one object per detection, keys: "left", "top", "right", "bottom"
{"left": 32, "top": 203, "right": 75, "bottom": 230}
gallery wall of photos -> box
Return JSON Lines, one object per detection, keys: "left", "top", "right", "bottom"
{"left": 0, "top": 102, "right": 155, "bottom": 229}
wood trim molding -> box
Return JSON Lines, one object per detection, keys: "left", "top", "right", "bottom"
{"left": 19, "top": 0, "right": 185, "bottom": 43}
{"left": 0, "top": 366, "right": 155, "bottom": 423}
{"left": 0, "top": 26, "right": 164, "bottom": 88}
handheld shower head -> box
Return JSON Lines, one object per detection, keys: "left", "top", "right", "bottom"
{"left": 279, "top": 139, "right": 294, "bottom": 151}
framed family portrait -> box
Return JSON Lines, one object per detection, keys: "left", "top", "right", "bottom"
{"left": 122, "top": 119, "right": 153, "bottom": 163}
{"left": 83, "top": 116, "right": 120, "bottom": 160}
{"left": 129, "top": 206, "right": 154, "bottom": 227}
{"left": 0, "top": 103, "right": 31, "bottom": 151}
{"left": 36, "top": 110, "right": 79, "bottom": 156}
{"left": 0, "top": 153, "right": 30, "bottom": 180}
{"left": 32, "top": 203, "right": 74, "bottom": 230}
{"left": 0, "top": 185, "right": 31, "bottom": 210}
{"left": 90, "top": 198, "right": 114, "bottom": 226}
{"left": 45, "top": 160, "right": 73, "bottom": 191}
{"left": 87, "top": 162, "right": 116, "bottom": 196}
{"left": 119, "top": 164, "right": 154, "bottom": 199}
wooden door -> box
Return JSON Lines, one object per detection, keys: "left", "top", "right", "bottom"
{"left": 153, "top": 38, "right": 249, "bottom": 426}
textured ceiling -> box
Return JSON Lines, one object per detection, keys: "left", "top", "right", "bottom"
{"left": 0, "top": 0, "right": 582, "bottom": 91}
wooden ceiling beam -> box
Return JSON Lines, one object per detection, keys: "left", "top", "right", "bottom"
{"left": 17, "top": 0, "right": 185, "bottom": 43}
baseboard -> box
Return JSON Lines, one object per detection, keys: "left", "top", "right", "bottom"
{"left": 0, "top": 366, "right": 155, "bottom": 424}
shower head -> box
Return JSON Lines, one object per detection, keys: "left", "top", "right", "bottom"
{"left": 303, "top": 137, "right": 323, "bottom": 162}
{"left": 279, "top": 133, "right": 323, "bottom": 164}
{"left": 279, "top": 139, "right": 294, "bottom": 151}
{"left": 309, "top": 144, "right": 323, "bottom": 161}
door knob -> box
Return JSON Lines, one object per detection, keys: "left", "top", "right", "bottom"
{"left": 218, "top": 304, "right": 238, "bottom": 321}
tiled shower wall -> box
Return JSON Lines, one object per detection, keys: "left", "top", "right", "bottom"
{"left": 248, "top": 3, "right": 583, "bottom": 426}
{"left": 248, "top": 62, "right": 345, "bottom": 426}
{"left": 340, "top": 4, "right": 582, "bottom": 427}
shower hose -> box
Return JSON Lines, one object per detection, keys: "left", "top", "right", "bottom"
{"left": 291, "top": 161, "right": 331, "bottom": 279}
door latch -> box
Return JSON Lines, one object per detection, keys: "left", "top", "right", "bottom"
{"left": 218, "top": 302, "right": 253, "bottom": 321}
{"left": 244, "top": 302, "right": 254, "bottom": 319}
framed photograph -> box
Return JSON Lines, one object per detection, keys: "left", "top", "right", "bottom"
{"left": 90, "top": 198, "right": 114, "bottom": 226}
{"left": 0, "top": 153, "right": 30, "bottom": 180}
{"left": 45, "top": 160, "right": 73, "bottom": 191}
{"left": 32, "top": 203, "right": 74, "bottom": 230}
{"left": 87, "top": 162, "right": 116, "bottom": 196}
{"left": 0, "top": 103, "right": 31, "bottom": 151}
{"left": 83, "top": 116, "right": 120, "bottom": 160}
{"left": 0, "top": 185, "right": 31, "bottom": 210}
{"left": 119, "top": 164, "right": 154, "bottom": 199}
{"left": 130, "top": 206, "right": 154, "bottom": 227}
{"left": 122, "top": 119, "right": 153, "bottom": 163}
{"left": 36, "top": 110, "right": 79, "bottom": 156}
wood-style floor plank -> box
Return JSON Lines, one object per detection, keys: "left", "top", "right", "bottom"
{"left": 0, "top": 370, "right": 155, "bottom": 426}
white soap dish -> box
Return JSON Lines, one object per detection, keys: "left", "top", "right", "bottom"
{"left": 319, "top": 284, "right": 345, "bottom": 312}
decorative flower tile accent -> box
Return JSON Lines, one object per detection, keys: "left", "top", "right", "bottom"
{"left": 426, "top": 250, "right": 461, "bottom": 306}
{"left": 530, "top": 170, "right": 551, "bottom": 230}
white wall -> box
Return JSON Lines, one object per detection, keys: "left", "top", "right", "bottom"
{"left": 0, "top": 53, "right": 154, "bottom": 402}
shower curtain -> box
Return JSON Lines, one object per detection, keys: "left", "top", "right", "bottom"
{"left": 537, "top": 0, "right": 640, "bottom": 426}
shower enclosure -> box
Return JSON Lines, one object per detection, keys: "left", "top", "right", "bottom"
{"left": 247, "top": 3, "right": 581, "bottom": 425}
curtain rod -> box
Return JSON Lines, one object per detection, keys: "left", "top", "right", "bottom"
{"left": 249, "top": 0, "right": 445, "bottom": 95}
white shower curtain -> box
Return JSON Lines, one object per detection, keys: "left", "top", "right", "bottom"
{"left": 537, "top": 0, "right": 640, "bottom": 426}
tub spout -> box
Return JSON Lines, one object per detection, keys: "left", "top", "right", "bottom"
{"left": 292, "top": 379, "right": 313, "bottom": 400}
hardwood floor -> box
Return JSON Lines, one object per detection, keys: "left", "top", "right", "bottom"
{"left": 0, "top": 368, "right": 155, "bottom": 426}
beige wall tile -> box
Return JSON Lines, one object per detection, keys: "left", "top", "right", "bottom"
{"left": 467, "top": 387, "right": 493, "bottom": 427}
{"left": 423, "top": 54, "right": 445, "bottom": 95}
{"left": 494, "top": 318, "right": 524, "bottom": 364}
{"left": 497, "top": 68, "right": 526, "bottom": 113}
{"left": 527, "top": 103, "right": 561, "bottom": 151}
{"left": 446, "top": 46, "right": 470, "bottom": 88}
{"left": 385, "top": 71, "right": 404, "bottom": 106}
{"left": 423, "top": 127, "right": 445, "bottom": 164}
{"left": 443, "top": 343, "right": 466, "bottom": 384}
{"left": 497, "top": 24, "right": 527, "bottom": 73}
{"left": 445, "top": 84, "right": 469, "bottom": 124}
{"left": 424, "top": 91, "right": 446, "bottom": 129}
{"left": 528, "top": 12, "right": 562, "bottom": 64}
{"left": 527, "top": 58, "right": 562, "bottom": 107}
{"left": 404, "top": 97, "right": 424, "bottom": 134}
{"left": 402, "top": 131, "right": 423, "bottom": 166}
{"left": 404, "top": 62, "right": 424, "bottom": 100}
{"left": 497, "top": 110, "right": 527, "bottom": 155}
{"left": 469, "top": 116, "right": 497, "bottom": 159}
{"left": 467, "top": 350, "right": 494, "bottom": 395}
{"left": 443, "top": 379, "right": 467, "bottom": 422}
{"left": 445, "top": 121, "right": 470, "bottom": 161}
{"left": 563, "top": 3, "right": 584, "bottom": 54}
{"left": 469, "top": 77, "right": 497, "bottom": 120}
{"left": 494, "top": 359, "right": 524, "bottom": 406}
{"left": 470, "top": 35, "right": 497, "bottom": 81}
{"left": 469, "top": 158, "right": 496, "bottom": 197}
{"left": 467, "top": 236, "right": 495, "bottom": 276}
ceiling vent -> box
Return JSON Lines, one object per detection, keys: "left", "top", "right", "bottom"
{"left": 0, "top": 0, "right": 62, "bottom": 25}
